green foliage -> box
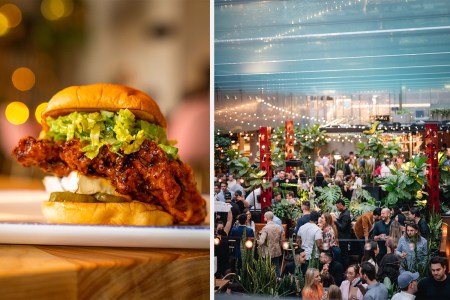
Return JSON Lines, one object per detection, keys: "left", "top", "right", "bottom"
{"left": 272, "top": 199, "right": 301, "bottom": 220}
{"left": 349, "top": 193, "right": 377, "bottom": 219}
{"left": 295, "top": 124, "right": 329, "bottom": 158}
{"left": 376, "top": 155, "right": 428, "bottom": 208}
{"left": 383, "top": 277, "right": 399, "bottom": 299}
{"left": 308, "top": 243, "right": 320, "bottom": 269}
{"left": 428, "top": 209, "right": 443, "bottom": 252}
{"left": 314, "top": 185, "right": 342, "bottom": 213}
{"left": 214, "top": 130, "right": 233, "bottom": 173}
{"left": 355, "top": 122, "right": 401, "bottom": 160}
{"left": 430, "top": 108, "right": 450, "bottom": 119}
{"left": 227, "top": 151, "right": 271, "bottom": 196}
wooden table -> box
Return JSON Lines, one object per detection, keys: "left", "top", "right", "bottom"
{"left": 0, "top": 176, "right": 210, "bottom": 300}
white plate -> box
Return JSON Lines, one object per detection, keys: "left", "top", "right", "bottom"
{"left": 0, "top": 190, "right": 210, "bottom": 249}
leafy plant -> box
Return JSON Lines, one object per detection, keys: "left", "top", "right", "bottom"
{"left": 356, "top": 123, "right": 401, "bottom": 161}
{"left": 383, "top": 277, "right": 398, "bottom": 299}
{"left": 272, "top": 199, "right": 301, "bottom": 220}
{"left": 349, "top": 195, "right": 377, "bottom": 220}
{"left": 295, "top": 124, "right": 329, "bottom": 158}
{"left": 376, "top": 155, "right": 428, "bottom": 208}
{"left": 314, "top": 185, "right": 342, "bottom": 213}
{"left": 214, "top": 130, "right": 232, "bottom": 173}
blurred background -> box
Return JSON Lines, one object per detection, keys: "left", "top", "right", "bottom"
{"left": 0, "top": 0, "right": 210, "bottom": 193}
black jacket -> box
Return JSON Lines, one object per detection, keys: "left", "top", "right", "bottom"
{"left": 418, "top": 217, "right": 430, "bottom": 239}
{"left": 335, "top": 208, "right": 352, "bottom": 239}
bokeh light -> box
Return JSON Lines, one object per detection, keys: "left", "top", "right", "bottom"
{"left": 41, "top": 0, "right": 74, "bottom": 21}
{"left": 12, "top": 67, "right": 36, "bottom": 91}
{"left": 0, "top": 3, "right": 22, "bottom": 28}
{"left": 5, "top": 102, "right": 29, "bottom": 125}
{"left": 35, "top": 102, "right": 48, "bottom": 124}
{"left": 0, "top": 13, "right": 8, "bottom": 36}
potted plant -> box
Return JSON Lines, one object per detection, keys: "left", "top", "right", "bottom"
{"left": 376, "top": 155, "right": 428, "bottom": 208}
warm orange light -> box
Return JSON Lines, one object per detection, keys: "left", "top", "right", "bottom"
{"left": 5, "top": 101, "right": 29, "bottom": 125}
{"left": 282, "top": 241, "right": 290, "bottom": 250}
{"left": 214, "top": 237, "right": 220, "bottom": 246}
{"left": 35, "top": 102, "right": 48, "bottom": 124}
{"left": 0, "top": 4, "right": 22, "bottom": 28}
{"left": 41, "top": 0, "right": 73, "bottom": 21}
{"left": 245, "top": 239, "right": 253, "bottom": 249}
{"left": 12, "top": 67, "right": 35, "bottom": 91}
{"left": 443, "top": 223, "right": 448, "bottom": 237}
{"left": 0, "top": 12, "right": 8, "bottom": 36}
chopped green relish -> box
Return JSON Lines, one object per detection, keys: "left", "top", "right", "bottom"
{"left": 41, "top": 109, "right": 178, "bottom": 160}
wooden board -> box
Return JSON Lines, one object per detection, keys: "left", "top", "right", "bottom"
{"left": 0, "top": 245, "right": 209, "bottom": 300}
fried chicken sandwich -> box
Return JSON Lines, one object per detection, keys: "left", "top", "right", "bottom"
{"left": 12, "top": 83, "right": 206, "bottom": 226}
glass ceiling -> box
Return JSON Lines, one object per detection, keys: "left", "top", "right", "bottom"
{"left": 215, "top": 0, "right": 450, "bottom": 94}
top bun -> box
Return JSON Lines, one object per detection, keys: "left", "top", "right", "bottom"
{"left": 41, "top": 83, "right": 166, "bottom": 130}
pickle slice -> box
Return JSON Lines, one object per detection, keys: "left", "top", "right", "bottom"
{"left": 94, "top": 193, "right": 128, "bottom": 203}
{"left": 49, "top": 192, "right": 97, "bottom": 203}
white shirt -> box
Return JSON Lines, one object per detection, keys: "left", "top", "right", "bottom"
{"left": 298, "top": 222, "right": 322, "bottom": 259}
{"left": 352, "top": 177, "right": 363, "bottom": 189}
{"left": 391, "top": 291, "right": 416, "bottom": 300}
{"left": 245, "top": 188, "right": 261, "bottom": 209}
{"left": 380, "top": 164, "right": 391, "bottom": 177}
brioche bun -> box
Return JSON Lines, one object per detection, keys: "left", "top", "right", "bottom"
{"left": 42, "top": 201, "right": 174, "bottom": 226}
{"left": 41, "top": 83, "right": 166, "bottom": 130}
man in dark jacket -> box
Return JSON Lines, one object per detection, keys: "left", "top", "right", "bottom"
{"left": 230, "top": 213, "right": 254, "bottom": 271}
{"left": 410, "top": 207, "right": 430, "bottom": 239}
{"left": 334, "top": 199, "right": 352, "bottom": 267}
{"left": 319, "top": 250, "right": 344, "bottom": 286}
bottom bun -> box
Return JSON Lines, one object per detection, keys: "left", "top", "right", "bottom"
{"left": 42, "top": 201, "right": 174, "bottom": 226}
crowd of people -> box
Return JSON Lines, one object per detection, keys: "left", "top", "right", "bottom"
{"left": 214, "top": 151, "right": 450, "bottom": 299}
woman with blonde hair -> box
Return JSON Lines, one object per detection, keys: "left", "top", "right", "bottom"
{"left": 385, "top": 220, "right": 402, "bottom": 254}
{"left": 302, "top": 268, "right": 324, "bottom": 300}
{"left": 322, "top": 212, "right": 341, "bottom": 262}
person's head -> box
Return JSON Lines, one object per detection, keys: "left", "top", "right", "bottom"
{"left": 361, "top": 261, "right": 377, "bottom": 282}
{"left": 377, "top": 253, "right": 400, "bottom": 280}
{"left": 216, "top": 221, "right": 224, "bottom": 233}
{"left": 301, "top": 200, "right": 311, "bottom": 212}
{"left": 398, "top": 271, "right": 419, "bottom": 294}
{"left": 238, "top": 213, "right": 247, "bottom": 225}
{"left": 304, "top": 268, "right": 321, "bottom": 288}
{"left": 264, "top": 211, "right": 274, "bottom": 222}
{"left": 409, "top": 207, "right": 421, "bottom": 219}
{"left": 224, "top": 191, "right": 232, "bottom": 203}
{"left": 373, "top": 207, "right": 382, "bottom": 222}
{"left": 405, "top": 223, "right": 420, "bottom": 239}
{"left": 214, "top": 184, "right": 220, "bottom": 194}
{"left": 351, "top": 170, "right": 359, "bottom": 178}
{"left": 322, "top": 212, "right": 333, "bottom": 228}
{"left": 295, "top": 247, "right": 307, "bottom": 265}
{"left": 318, "top": 215, "right": 325, "bottom": 228}
{"left": 234, "top": 190, "right": 242, "bottom": 199}
{"left": 362, "top": 241, "right": 379, "bottom": 263}
{"left": 278, "top": 170, "right": 286, "bottom": 180}
{"left": 345, "top": 264, "right": 360, "bottom": 282}
{"left": 395, "top": 213, "right": 406, "bottom": 227}
{"left": 327, "top": 285, "right": 342, "bottom": 300}
{"left": 228, "top": 174, "right": 234, "bottom": 181}
{"left": 220, "top": 182, "right": 228, "bottom": 191}
{"left": 389, "top": 220, "right": 402, "bottom": 238}
{"left": 274, "top": 192, "right": 282, "bottom": 202}
{"left": 243, "top": 208, "right": 252, "bottom": 222}
{"left": 335, "top": 199, "right": 346, "bottom": 212}
{"left": 310, "top": 211, "right": 320, "bottom": 224}
{"left": 381, "top": 207, "right": 391, "bottom": 222}
{"left": 286, "top": 191, "right": 295, "bottom": 199}
{"left": 319, "top": 250, "right": 333, "bottom": 264}
{"left": 429, "top": 256, "right": 448, "bottom": 281}
{"left": 300, "top": 172, "right": 307, "bottom": 182}
{"left": 320, "top": 273, "right": 336, "bottom": 288}
{"left": 335, "top": 170, "right": 344, "bottom": 179}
